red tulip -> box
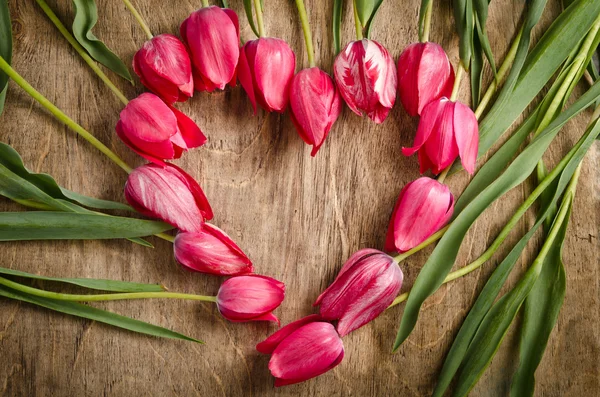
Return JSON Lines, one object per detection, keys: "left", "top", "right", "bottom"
{"left": 289, "top": 67, "right": 342, "bottom": 156}
{"left": 314, "top": 249, "right": 403, "bottom": 336}
{"left": 133, "top": 34, "right": 194, "bottom": 104}
{"left": 174, "top": 223, "right": 253, "bottom": 276}
{"left": 397, "top": 42, "right": 455, "bottom": 117}
{"left": 238, "top": 38, "right": 296, "bottom": 113}
{"left": 216, "top": 275, "right": 285, "bottom": 323}
{"left": 180, "top": 6, "right": 240, "bottom": 92}
{"left": 384, "top": 177, "right": 454, "bottom": 253}
{"left": 333, "top": 39, "right": 397, "bottom": 123}
{"left": 116, "top": 93, "right": 206, "bottom": 165}
{"left": 124, "top": 163, "right": 213, "bottom": 232}
{"left": 403, "top": 98, "right": 478, "bottom": 174}
{"left": 256, "top": 315, "right": 344, "bottom": 386}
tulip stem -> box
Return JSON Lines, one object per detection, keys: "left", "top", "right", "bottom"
{"left": 295, "top": 0, "right": 316, "bottom": 68}
{"left": 419, "top": 0, "right": 433, "bottom": 43}
{"left": 352, "top": 0, "right": 364, "bottom": 40}
{"left": 392, "top": 225, "right": 449, "bottom": 263}
{"left": 202, "top": 0, "right": 210, "bottom": 7}
{"left": 35, "top": 0, "right": 130, "bottom": 105}
{"left": 0, "top": 275, "right": 217, "bottom": 303}
{"left": 0, "top": 56, "right": 133, "bottom": 174}
{"left": 253, "top": 0, "right": 266, "bottom": 37}
{"left": 155, "top": 232, "right": 175, "bottom": 243}
{"left": 450, "top": 64, "right": 464, "bottom": 102}
{"left": 122, "top": 0, "right": 154, "bottom": 40}
{"left": 436, "top": 166, "right": 450, "bottom": 183}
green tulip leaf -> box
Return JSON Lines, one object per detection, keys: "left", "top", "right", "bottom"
{"left": 333, "top": 0, "right": 343, "bottom": 54}
{"left": 0, "top": 284, "right": 200, "bottom": 342}
{"left": 470, "top": 30, "right": 484, "bottom": 108}
{"left": 243, "top": 0, "right": 260, "bottom": 38}
{"left": 72, "top": 0, "right": 132, "bottom": 82}
{"left": 354, "top": 0, "right": 375, "bottom": 27}
{"left": 0, "top": 0, "right": 12, "bottom": 117}
{"left": 418, "top": 0, "right": 432, "bottom": 42}
{"left": 364, "top": 0, "right": 384, "bottom": 39}
{"left": 0, "top": 266, "right": 164, "bottom": 292}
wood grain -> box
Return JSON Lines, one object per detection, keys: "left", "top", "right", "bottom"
{"left": 0, "top": 0, "right": 598, "bottom": 395}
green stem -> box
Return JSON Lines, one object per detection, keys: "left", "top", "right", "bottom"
{"left": 0, "top": 56, "right": 132, "bottom": 174}
{"left": 392, "top": 225, "right": 449, "bottom": 263}
{"left": 253, "top": 0, "right": 266, "bottom": 37}
{"left": 155, "top": 232, "right": 175, "bottom": 243}
{"left": 353, "top": 0, "right": 363, "bottom": 40}
{"left": 295, "top": 0, "right": 316, "bottom": 67}
{"left": 202, "top": 0, "right": 210, "bottom": 7}
{"left": 122, "top": 0, "right": 154, "bottom": 40}
{"left": 35, "top": 0, "right": 129, "bottom": 105}
{"left": 420, "top": 0, "right": 433, "bottom": 43}
{"left": 450, "top": 64, "right": 464, "bottom": 102}
{"left": 0, "top": 276, "right": 217, "bottom": 303}
{"left": 436, "top": 166, "right": 450, "bottom": 183}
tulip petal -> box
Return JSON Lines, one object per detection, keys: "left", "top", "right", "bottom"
{"left": 417, "top": 43, "right": 454, "bottom": 115}
{"left": 453, "top": 101, "right": 479, "bottom": 174}
{"left": 333, "top": 41, "right": 368, "bottom": 116}
{"left": 238, "top": 42, "right": 257, "bottom": 113}
{"left": 397, "top": 43, "right": 424, "bottom": 117}
{"left": 217, "top": 275, "right": 285, "bottom": 322}
{"left": 254, "top": 38, "right": 296, "bottom": 113}
{"left": 115, "top": 121, "right": 173, "bottom": 166}
{"left": 256, "top": 314, "right": 322, "bottom": 354}
{"left": 169, "top": 106, "right": 207, "bottom": 149}
{"left": 402, "top": 98, "right": 445, "bottom": 157}
{"left": 370, "top": 40, "right": 397, "bottom": 110}
{"left": 269, "top": 322, "right": 344, "bottom": 385}
{"left": 274, "top": 349, "right": 344, "bottom": 387}
{"left": 119, "top": 93, "right": 178, "bottom": 143}
{"left": 423, "top": 100, "right": 459, "bottom": 173}
{"left": 165, "top": 163, "right": 213, "bottom": 220}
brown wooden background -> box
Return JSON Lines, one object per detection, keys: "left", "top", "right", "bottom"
{"left": 0, "top": 0, "right": 598, "bottom": 395}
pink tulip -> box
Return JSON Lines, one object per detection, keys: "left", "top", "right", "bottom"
{"left": 314, "top": 249, "right": 403, "bottom": 336}
{"left": 256, "top": 315, "right": 344, "bottom": 386}
{"left": 384, "top": 177, "right": 454, "bottom": 253}
{"left": 133, "top": 34, "right": 194, "bottom": 104}
{"left": 289, "top": 67, "right": 342, "bottom": 156}
{"left": 124, "top": 163, "right": 213, "bottom": 232}
{"left": 333, "top": 39, "right": 397, "bottom": 123}
{"left": 180, "top": 6, "right": 240, "bottom": 92}
{"left": 216, "top": 275, "right": 285, "bottom": 323}
{"left": 397, "top": 42, "right": 455, "bottom": 116}
{"left": 403, "top": 98, "right": 478, "bottom": 174}
{"left": 174, "top": 223, "right": 253, "bottom": 276}
{"left": 238, "top": 38, "right": 296, "bottom": 113}
{"left": 116, "top": 93, "right": 206, "bottom": 165}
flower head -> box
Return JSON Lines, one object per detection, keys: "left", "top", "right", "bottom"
{"left": 333, "top": 39, "right": 397, "bottom": 123}
{"left": 314, "top": 249, "right": 403, "bottom": 336}
{"left": 217, "top": 275, "right": 285, "bottom": 323}
{"left": 384, "top": 177, "right": 454, "bottom": 253}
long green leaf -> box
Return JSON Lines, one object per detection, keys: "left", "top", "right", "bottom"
{"left": 0, "top": 0, "right": 11, "bottom": 117}
{"left": 364, "top": 0, "right": 384, "bottom": 39}
{"left": 333, "top": 0, "right": 343, "bottom": 54}
{"left": 60, "top": 188, "right": 132, "bottom": 211}
{"left": 453, "top": 0, "right": 474, "bottom": 68}
{"left": 470, "top": 30, "right": 484, "bottom": 108}
{"left": 0, "top": 212, "right": 172, "bottom": 240}
{"left": 453, "top": 192, "right": 574, "bottom": 396}
{"left": 418, "top": 0, "right": 432, "bottom": 42}
{"left": 71, "top": 0, "right": 132, "bottom": 82}
{"left": 354, "top": 0, "right": 375, "bottom": 27}
{"left": 243, "top": 0, "right": 260, "bottom": 37}
{"left": 473, "top": 0, "right": 496, "bottom": 75}
{"left": 432, "top": 118, "right": 600, "bottom": 397}
{"left": 0, "top": 284, "right": 200, "bottom": 342}
{"left": 0, "top": 266, "right": 164, "bottom": 292}
{"left": 393, "top": 81, "right": 600, "bottom": 351}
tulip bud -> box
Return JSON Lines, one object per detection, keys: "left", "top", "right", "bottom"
{"left": 256, "top": 315, "right": 344, "bottom": 386}
{"left": 180, "top": 6, "right": 240, "bottom": 92}
{"left": 116, "top": 93, "right": 206, "bottom": 165}
{"left": 238, "top": 38, "right": 296, "bottom": 113}
{"left": 124, "top": 163, "right": 213, "bottom": 232}
{"left": 133, "top": 34, "right": 194, "bottom": 104}
{"left": 216, "top": 275, "right": 285, "bottom": 323}
{"left": 384, "top": 177, "right": 454, "bottom": 253}
{"left": 289, "top": 67, "right": 342, "bottom": 156}
{"left": 402, "top": 98, "right": 479, "bottom": 174}
{"left": 174, "top": 224, "right": 253, "bottom": 276}
{"left": 397, "top": 42, "right": 455, "bottom": 117}
{"left": 333, "top": 39, "right": 397, "bottom": 123}
{"left": 314, "top": 249, "right": 403, "bottom": 336}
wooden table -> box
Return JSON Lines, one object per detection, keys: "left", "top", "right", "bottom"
{"left": 0, "top": 0, "right": 598, "bottom": 395}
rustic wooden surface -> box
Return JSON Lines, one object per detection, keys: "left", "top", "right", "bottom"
{"left": 0, "top": 0, "right": 598, "bottom": 395}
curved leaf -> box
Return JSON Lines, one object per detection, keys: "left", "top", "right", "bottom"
{"left": 0, "top": 284, "right": 200, "bottom": 342}
{"left": 0, "top": 266, "right": 164, "bottom": 292}
{"left": 452, "top": 0, "right": 474, "bottom": 68}
{"left": 354, "top": 0, "right": 375, "bottom": 27}
{"left": 473, "top": 0, "right": 496, "bottom": 76}
{"left": 471, "top": 30, "right": 484, "bottom": 108}
{"left": 0, "top": 212, "right": 172, "bottom": 240}
{"left": 243, "top": 0, "right": 260, "bottom": 37}
{"left": 0, "top": 0, "right": 12, "bottom": 117}
{"left": 72, "top": 0, "right": 132, "bottom": 82}
{"left": 333, "top": 0, "right": 343, "bottom": 54}
{"left": 364, "top": 0, "right": 384, "bottom": 39}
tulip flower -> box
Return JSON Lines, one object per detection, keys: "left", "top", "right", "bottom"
{"left": 402, "top": 98, "right": 479, "bottom": 174}
{"left": 314, "top": 249, "right": 403, "bottom": 336}
{"left": 289, "top": 67, "right": 342, "bottom": 156}
{"left": 237, "top": 38, "right": 296, "bottom": 113}
{"left": 124, "top": 163, "right": 213, "bottom": 232}
{"left": 256, "top": 315, "right": 344, "bottom": 386}
{"left": 216, "top": 275, "right": 285, "bottom": 323}
{"left": 174, "top": 224, "right": 253, "bottom": 276}
{"left": 180, "top": 6, "right": 240, "bottom": 92}
{"left": 132, "top": 34, "right": 194, "bottom": 104}
{"left": 397, "top": 42, "right": 455, "bottom": 117}
{"left": 116, "top": 93, "right": 206, "bottom": 165}
{"left": 333, "top": 39, "right": 397, "bottom": 123}
{"left": 384, "top": 177, "right": 454, "bottom": 253}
